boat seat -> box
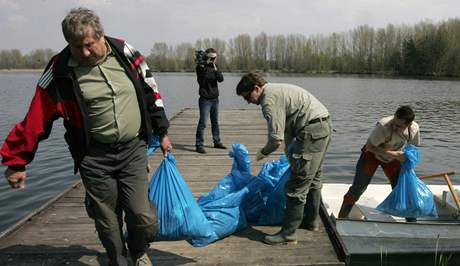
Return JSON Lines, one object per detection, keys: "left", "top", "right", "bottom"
{"left": 356, "top": 204, "right": 397, "bottom": 222}
{"left": 351, "top": 197, "right": 397, "bottom": 222}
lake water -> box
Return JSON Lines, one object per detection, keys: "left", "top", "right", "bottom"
{"left": 0, "top": 72, "right": 459, "bottom": 234}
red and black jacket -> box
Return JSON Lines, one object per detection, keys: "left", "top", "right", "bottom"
{"left": 1, "top": 36, "right": 169, "bottom": 173}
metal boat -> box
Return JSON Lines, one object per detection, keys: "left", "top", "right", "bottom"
{"left": 321, "top": 172, "right": 460, "bottom": 266}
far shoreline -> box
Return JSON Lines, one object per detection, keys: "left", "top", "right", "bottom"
{"left": 0, "top": 69, "right": 43, "bottom": 73}
{"left": 2, "top": 68, "right": 460, "bottom": 81}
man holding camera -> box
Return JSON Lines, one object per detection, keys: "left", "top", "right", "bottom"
{"left": 195, "top": 48, "right": 226, "bottom": 153}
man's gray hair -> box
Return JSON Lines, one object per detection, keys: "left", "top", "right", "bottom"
{"left": 62, "top": 7, "right": 104, "bottom": 43}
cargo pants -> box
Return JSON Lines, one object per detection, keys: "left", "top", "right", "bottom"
{"left": 342, "top": 146, "right": 401, "bottom": 205}
{"left": 79, "top": 137, "right": 158, "bottom": 266}
{"left": 283, "top": 118, "right": 332, "bottom": 234}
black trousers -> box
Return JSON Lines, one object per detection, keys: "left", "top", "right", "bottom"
{"left": 79, "top": 137, "right": 158, "bottom": 266}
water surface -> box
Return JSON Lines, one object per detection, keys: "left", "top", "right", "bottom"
{"left": 0, "top": 72, "right": 459, "bottom": 233}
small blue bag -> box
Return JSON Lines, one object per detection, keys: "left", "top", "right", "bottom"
{"left": 148, "top": 153, "right": 218, "bottom": 243}
{"left": 376, "top": 145, "right": 438, "bottom": 218}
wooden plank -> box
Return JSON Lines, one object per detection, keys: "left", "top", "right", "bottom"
{"left": 0, "top": 181, "right": 82, "bottom": 239}
{"left": 0, "top": 109, "right": 343, "bottom": 266}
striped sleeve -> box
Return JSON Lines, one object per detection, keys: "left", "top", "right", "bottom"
{"left": 1, "top": 61, "right": 59, "bottom": 168}
{"left": 123, "top": 42, "right": 164, "bottom": 108}
{"left": 122, "top": 41, "right": 169, "bottom": 137}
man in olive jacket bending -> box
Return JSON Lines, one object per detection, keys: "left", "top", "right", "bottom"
{"left": 236, "top": 72, "right": 332, "bottom": 245}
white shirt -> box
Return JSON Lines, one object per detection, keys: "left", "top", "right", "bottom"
{"left": 367, "top": 116, "right": 420, "bottom": 162}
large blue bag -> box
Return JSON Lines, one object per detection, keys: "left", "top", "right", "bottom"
{"left": 257, "top": 144, "right": 294, "bottom": 225}
{"left": 258, "top": 167, "right": 292, "bottom": 225}
{"left": 194, "top": 187, "right": 249, "bottom": 247}
{"left": 242, "top": 155, "right": 290, "bottom": 222}
{"left": 198, "top": 144, "right": 252, "bottom": 205}
{"left": 148, "top": 153, "right": 218, "bottom": 243}
{"left": 229, "top": 143, "right": 251, "bottom": 175}
{"left": 376, "top": 145, "right": 438, "bottom": 218}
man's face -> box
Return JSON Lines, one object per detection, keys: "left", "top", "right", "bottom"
{"left": 206, "top": 53, "right": 217, "bottom": 64}
{"left": 240, "top": 85, "right": 261, "bottom": 105}
{"left": 391, "top": 117, "right": 410, "bottom": 133}
{"left": 69, "top": 27, "right": 106, "bottom": 66}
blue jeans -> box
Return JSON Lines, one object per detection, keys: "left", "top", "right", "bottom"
{"left": 196, "top": 97, "right": 221, "bottom": 148}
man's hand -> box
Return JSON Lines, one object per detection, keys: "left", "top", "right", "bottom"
{"left": 366, "top": 143, "right": 405, "bottom": 162}
{"left": 5, "top": 167, "right": 26, "bottom": 189}
{"left": 160, "top": 135, "right": 172, "bottom": 156}
{"left": 284, "top": 146, "right": 289, "bottom": 157}
{"left": 256, "top": 149, "right": 266, "bottom": 161}
{"left": 386, "top": 150, "right": 405, "bottom": 162}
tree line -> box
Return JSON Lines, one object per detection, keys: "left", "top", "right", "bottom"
{"left": 2, "top": 18, "right": 460, "bottom": 77}
{"left": 0, "top": 49, "right": 55, "bottom": 69}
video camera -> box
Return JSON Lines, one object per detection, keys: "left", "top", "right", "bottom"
{"left": 195, "top": 50, "right": 208, "bottom": 66}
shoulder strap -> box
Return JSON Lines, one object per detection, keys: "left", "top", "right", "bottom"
{"left": 407, "top": 124, "right": 412, "bottom": 142}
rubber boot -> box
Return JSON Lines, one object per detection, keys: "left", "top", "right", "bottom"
{"left": 302, "top": 189, "right": 321, "bottom": 231}
{"left": 338, "top": 201, "right": 354, "bottom": 218}
{"left": 263, "top": 197, "right": 304, "bottom": 245}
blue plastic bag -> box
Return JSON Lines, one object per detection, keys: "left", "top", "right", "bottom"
{"left": 262, "top": 155, "right": 290, "bottom": 188}
{"left": 239, "top": 176, "right": 267, "bottom": 222}
{"left": 242, "top": 155, "right": 290, "bottom": 222}
{"left": 258, "top": 167, "right": 292, "bottom": 225}
{"left": 148, "top": 153, "right": 218, "bottom": 243}
{"left": 256, "top": 143, "right": 295, "bottom": 224}
{"left": 229, "top": 143, "right": 251, "bottom": 175}
{"left": 194, "top": 187, "right": 249, "bottom": 246}
{"left": 147, "top": 134, "right": 161, "bottom": 156}
{"left": 198, "top": 144, "right": 252, "bottom": 205}
{"left": 376, "top": 145, "right": 438, "bottom": 218}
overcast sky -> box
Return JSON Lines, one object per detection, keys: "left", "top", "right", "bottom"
{"left": 1, "top": 0, "right": 458, "bottom": 54}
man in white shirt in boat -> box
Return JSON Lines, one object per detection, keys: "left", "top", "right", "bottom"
{"left": 338, "top": 105, "right": 420, "bottom": 220}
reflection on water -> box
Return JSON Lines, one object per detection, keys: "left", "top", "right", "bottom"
{"left": 0, "top": 72, "right": 459, "bottom": 233}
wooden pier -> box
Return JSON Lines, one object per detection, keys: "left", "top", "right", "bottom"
{"left": 0, "top": 109, "right": 343, "bottom": 266}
